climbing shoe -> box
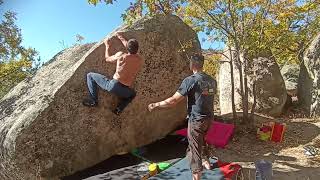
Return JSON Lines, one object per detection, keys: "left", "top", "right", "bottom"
{"left": 112, "top": 107, "right": 122, "bottom": 116}
{"left": 82, "top": 98, "right": 97, "bottom": 107}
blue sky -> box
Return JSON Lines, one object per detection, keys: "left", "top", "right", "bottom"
{"left": 1, "top": 0, "right": 223, "bottom": 62}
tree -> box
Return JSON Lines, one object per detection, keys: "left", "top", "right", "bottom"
{"left": 203, "top": 50, "right": 221, "bottom": 78}
{"left": 173, "top": 0, "right": 319, "bottom": 122}
{"left": 88, "top": 0, "right": 319, "bottom": 65}
{"left": 0, "top": 1, "right": 39, "bottom": 98}
{"left": 75, "top": 34, "right": 85, "bottom": 44}
{"left": 90, "top": 0, "right": 320, "bottom": 123}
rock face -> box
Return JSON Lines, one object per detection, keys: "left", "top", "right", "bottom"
{"left": 281, "top": 64, "right": 300, "bottom": 96}
{"left": 0, "top": 15, "right": 200, "bottom": 179}
{"left": 218, "top": 48, "right": 243, "bottom": 115}
{"left": 250, "top": 57, "right": 287, "bottom": 116}
{"left": 219, "top": 48, "right": 287, "bottom": 116}
{"left": 298, "top": 33, "right": 320, "bottom": 117}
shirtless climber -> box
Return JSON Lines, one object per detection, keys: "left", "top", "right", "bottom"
{"left": 148, "top": 54, "right": 217, "bottom": 180}
{"left": 83, "top": 32, "right": 144, "bottom": 115}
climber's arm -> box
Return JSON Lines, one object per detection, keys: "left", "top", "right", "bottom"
{"left": 116, "top": 32, "right": 128, "bottom": 47}
{"left": 105, "top": 51, "right": 123, "bottom": 63}
{"left": 104, "top": 38, "right": 123, "bottom": 63}
{"left": 148, "top": 92, "right": 185, "bottom": 111}
{"left": 104, "top": 38, "right": 113, "bottom": 58}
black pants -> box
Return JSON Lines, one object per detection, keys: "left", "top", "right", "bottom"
{"left": 186, "top": 118, "right": 211, "bottom": 173}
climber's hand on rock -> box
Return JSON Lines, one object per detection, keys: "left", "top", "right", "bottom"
{"left": 104, "top": 38, "right": 112, "bottom": 46}
{"left": 116, "top": 32, "right": 126, "bottom": 40}
{"left": 148, "top": 103, "right": 158, "bottom": 112}
{"left": 116, "top": 32, "right": 128, "bottom": 46}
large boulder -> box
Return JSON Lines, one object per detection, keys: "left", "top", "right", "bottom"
{"left": 281, "top": 64, "right": 300, "bottom": 96}
{"left": 298, "top": 33, "right": 320, "bottom": 117}
{"left": 0, "top": 15, "right": 200, "bottom": 179}
{"left": 219, "top": 48, "right": 287, "bottom": 116}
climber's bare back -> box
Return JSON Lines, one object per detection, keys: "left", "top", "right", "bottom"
{"left": 113, "top": 53, "right": 144, "bottom": 87}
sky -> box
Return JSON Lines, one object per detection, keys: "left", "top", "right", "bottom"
{"left": 1, "top": 0, "right": 223, "bottom": 63}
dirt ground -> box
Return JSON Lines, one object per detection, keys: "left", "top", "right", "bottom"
{"left": 63, "top": 111, "right": 320, "bottom": 180}
{"left": 211, "top": 113, "right": 320, "bottom": 180}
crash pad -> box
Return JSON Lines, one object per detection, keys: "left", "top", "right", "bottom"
{"left": 270, "top": 122, "right": 286, "bottom": 142}
{"left": 149, "top": 158, "right": 241, "bottom": 180}
{"left": 175, "top": 121, "right": 235, "bottom": 148}
{"left": 206, "top": 121, "right": 234, "bottom": 148}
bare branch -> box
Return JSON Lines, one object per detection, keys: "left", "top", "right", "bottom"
{"left": 193, "top": 1, "right": 235, "bottom": 39}
{"left": 157, "top": 0, "right": 169, "bottom": 15}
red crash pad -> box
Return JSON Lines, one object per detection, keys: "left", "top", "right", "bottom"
{"left": 175, "top": 121, "right": 235, "bottom": 148}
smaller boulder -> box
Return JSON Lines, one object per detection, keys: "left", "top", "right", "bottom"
{"left": 250, "top": 57, "right": 287, "bottom": 116}
{"left": 298, "top": 33, "right": 320, "bottom": 117}
{"left": 218, "top": 47, "right": 287, "bottom": 117}
{"left": 281, "top": 64, "right": 299, "bottom": 96}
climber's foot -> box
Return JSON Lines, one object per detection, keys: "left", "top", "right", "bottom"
{"left": 112, "top": 107, "right": 122, "bottom": 116}
{"left": 202, "top": 160, "right": 212, "bottom": 170}
{"left": 82, "top": 98, "right": 97, "bottom": 107}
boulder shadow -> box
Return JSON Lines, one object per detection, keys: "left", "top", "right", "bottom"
{"left": 61, "top": 136, "right": 188, "bottom": 180}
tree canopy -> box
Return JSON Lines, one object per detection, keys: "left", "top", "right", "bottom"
{"left": 89, "top": 0, "right": 320, "bottom": 65}
{"left": 0, "top": 1, "right": 39, "bottom": 98}
{"left": 89, "top": 0, "right": 320, "bottom": 122}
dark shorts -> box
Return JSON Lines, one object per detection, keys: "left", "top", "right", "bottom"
{"left": 186, "top": 118, "right": 211, "bottom": 173}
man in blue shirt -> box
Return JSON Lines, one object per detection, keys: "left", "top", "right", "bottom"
{"left": 148, "top": 54, "right": 217, "bottom": 180}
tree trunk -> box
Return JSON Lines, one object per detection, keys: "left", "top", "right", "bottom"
{"left": 234, "top": 45, "right": 246, "bottom": 123}
{"left": 250, "top": 81, "right": 256, "bottom": 125}
{"left": 297, "top": 41, "right": 305, "bottom": 64}
{"left": 228, "top": 46, "right": 237, "bottom": 121}
{"left": 243, "top": 57, "right": 249, "bottom": 122}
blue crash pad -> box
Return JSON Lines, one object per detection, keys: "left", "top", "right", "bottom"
{"left": 149, "top": 158, "right": 224, "bottom": 180}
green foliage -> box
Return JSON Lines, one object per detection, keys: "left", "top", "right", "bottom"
{"left": 182, "top": 0, "right": 319, "bottom": 66}
{"left": 91, "top": 0, "right": 320, "bottom": 122}
{"left": 203, "top": 52, "right": 221, "bottom": 78}
{"left": 91, "top": 0, "right": 320, "bottom": 66}
{"left": 88, "top": 0, "right": 115, "bottom": 6}
{"left": 0, "top": 5, "right": 39, "bottom": 99}
{"left": 0, "top": 60, "right": 31, "bottom": 98}
{"left": 89, "top": 0, "right": 187, "bottom": 25}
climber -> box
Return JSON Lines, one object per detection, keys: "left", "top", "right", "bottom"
{"left": 148, "top": 54, "right": 217, "bottom": 180}
{"left": 83, "top": 32, "right": 144, "bottom": 115}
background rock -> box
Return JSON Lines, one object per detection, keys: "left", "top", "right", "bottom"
{"left": 250, "top": 57, "right": 287, "bottom": 116}
{"left": 0, "top": 15, "right": 200, "bottom": 179}
{"left": 219, "top": 48, "right": 287, "bottom": 116}
{"left": 298, "top": 33, "right": 320, "bottom": 117}
{"left": 281, "top": 64, "right": 300, "bottom": 96}
{"left": 218, "top": 48, "right": 243, "bottom": 115}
